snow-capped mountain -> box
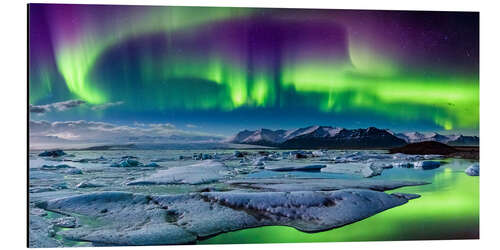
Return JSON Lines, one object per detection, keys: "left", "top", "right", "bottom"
{"left": 241, "top": 128, "right": 287, "bottom": 145}
{"left": 229, "top": 126, "right": 406, "bottom": 149}
{"left": 395, "top": 132, "right": 478, "bottom": 145}
{"left": 230, "top": 126, "right": 479, "bottom": 148}
{"left": 283, "top": 126, "right": 343, "bottom": 140}
{"left": 447, "top": 135, "right": 479, "bottom": 146}
{"left": 394, "top": 132, "right": 427, "bottom": 143}
{"left": 227, "top": 130, "right": 255, "bottom": 144}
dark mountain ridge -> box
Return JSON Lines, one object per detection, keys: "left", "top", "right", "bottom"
{"left": 229, "top": 126, "right": 479, "bottom": 149}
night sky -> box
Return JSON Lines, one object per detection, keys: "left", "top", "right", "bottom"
{"left": 29, "top": 4, "right": 479, "bottom": 137}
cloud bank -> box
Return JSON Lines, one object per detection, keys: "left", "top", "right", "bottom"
{"left": 29, "top": 120, "right": 225, "bottom": 148}
{"left": 30, "top": 100, "right": 125, "bottom": 114}
{"left": 29, "top": 99, "right": 86, "bottom": 113}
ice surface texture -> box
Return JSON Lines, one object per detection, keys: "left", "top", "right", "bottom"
{"left": 37, "top": 190, "right": 419, "bottom": 245}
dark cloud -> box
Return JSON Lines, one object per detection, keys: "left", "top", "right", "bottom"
{"left": 29, "top": 99, "right": 86, "bottom": 114}
{"left": 52, "top": 99, "right": 86, "bottom": 111}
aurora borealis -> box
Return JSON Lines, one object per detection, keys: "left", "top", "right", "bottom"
{"left": 29, "top": 4, "right": 479, "bottom": 136}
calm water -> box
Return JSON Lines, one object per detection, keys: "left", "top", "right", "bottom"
{"left": 201, "top": 158, "right": 479, "bottom": 244}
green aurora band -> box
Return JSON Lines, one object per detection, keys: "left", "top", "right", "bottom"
{"left": 29, "top": 5, "right": 479, "bottom": 132}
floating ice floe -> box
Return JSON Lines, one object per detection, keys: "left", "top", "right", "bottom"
{"left": 264, "top": 162, "right": 327, "bottom": 172}
{"left": 38, "top": 150, "right": 66, "bottom": 157}
{"left": 393, "top": 162, "right": 415, "bottom": 168}
{"left": 40, "top": 164, "right": 73, "bottom": 170}
{"left": 192, "top": 153, "right": 214, "bottom": 160}
{"left": 72, "top": 157, "right": 108, "bottom": 164}
{"left": 465, "top": 163, "right": 479, "bottom": 176}
{"left": 30, "top": 183, "right": 69, "bottom": 193}
{"left": 121, "top": 155, "right": 138, "bottom": 159}
{"left": 51, "top": 216, "right": 79, "bottom": 228}
{"left": 76, "top": 181, "right": 105, "bottom": 188}
{"left": 150, "top": 158, "right": 175, "bottom": 162}
{"left": 322, "top": 162, "right": 373, "bottom": 176}
{"left": 312, "top": 150, "right": 325, "bottom": 157}
{"left": 36, "top": 189, "right": 419, "bottom": 246}
{"left": 29, "top": 214, "right": 62, "bottom": 247}
{"left": 63, "top": 168, "right": 83, "bottom": 175}
{"left": 127, "top": 160, "right": 229, "bottom": 185}
{"left": 35, "top": 164, "right": 83, "bottom": 175}
{"left": 361, "top": 164, "right": 383, "bottom": 178}
{"left": 110, "top": 159, "right": 143, "bottom": 168}
{"left": 38, "top": 164, "right": 82, "bottom": 175}
{"left": 226, "top": 178, "right": 429, "bottom": 192}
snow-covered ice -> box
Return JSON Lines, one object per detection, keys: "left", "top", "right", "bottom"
{"left": 28, "top": 148, "right": 470, "bottom": 247}
{"left": 36, "top": 189, "right": 418, "bottom": 245}
{"left": 465, "top": 163, "right": 479, "bottom": 176}
{"left": 127, "top": 160, "right": 229, "bottom": 185}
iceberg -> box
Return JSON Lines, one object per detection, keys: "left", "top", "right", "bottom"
{"left": 36, "top": 189, "right": 419, "bottom": 246}
{"left": 38, "top": 150, "right": 66, "bottom": 157}
{"left": 414, "top": 161, "right": 441, "bottom": 170}
{"left": 127, "top": 160, "right": 229, "bottom": 185}
{"left": 264, "top": 162, "right": 326, "bottom": 172}
{"left": 465, "top": 163, "right": 479, "bottom": 176}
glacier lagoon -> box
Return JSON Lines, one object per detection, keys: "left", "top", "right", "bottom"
{"left": 28, "top": 149, "right": 479, "bottom": 247}
{"left": 202, "top": 158, "right": 479, "bottom": 243}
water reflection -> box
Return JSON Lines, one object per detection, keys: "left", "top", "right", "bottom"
{"left": 201, "top": 158, "right": 479, "bottom": 244}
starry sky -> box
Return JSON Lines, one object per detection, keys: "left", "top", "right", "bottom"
{"left": 29, "top": 4, "right": 479, "bottom": 137}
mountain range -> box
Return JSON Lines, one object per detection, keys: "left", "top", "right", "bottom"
{"left": 228, "top": 125, "right": 479, "bottom": 149}
{"left": 393, "top": 131, "right": 479, "bottom": 146}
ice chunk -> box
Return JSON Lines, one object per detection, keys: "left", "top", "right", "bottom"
{"left": 393, "top": 162, "right": 414, "bottom": 168}
{"left": 110, "top": 159, "right": 143, "bottom": 167}
{"left": 38, "top": 150, "right": 66, "bottom": 157}
{"left": 29, "top": 215, "right": 62, "bottom": 247}
{"left": 40, "top": 164, "right": 82, "bottom": 175}
{"left": 76, "top": 181, "right": 105, "bottom": 188}
{"left": 361, "top": 164, "right": 383, "bottom": 178}
{"left": 39, "top": 191, "right": 196, "bottom": 246}
{"left": 312, "top": 150, "right": 325, "bottom": 157}
{"left": 127, "top": 160, "right": 228, "bottom": 185}
{"left": 200, "top": 189, "right": 420, "bottom": 232}
{"left": 144, "top": 162, "right": 160, "bottom": 168}
{"left": 38, "top": 189, "right": 419, "bottom": 245}
{"left": 227, "top": 178, "right": 429, "bottom": 192}
{"left": 414, "top": 161, "right": 441, "bottom": 170}
{"left": 121, "top": 155, "right": 138, "bottom": 159}
{"left": 51, "top": 216, "right": 79, "bottom": 228}
{"left": 252, "top": 158, "right": 265, "bottom": 166}
{"left": 150, "top": 158, "right": 174, "bottom": 162}
{"left": 322, "top": 162, "right": 371, "bottom": 176}
{"left": 465, "top": 163, "right": 479, "bottom": 176}
{"left": 63, "top": 168, "right": 83, "bottom": 175}
{"left": 40, "top": 164, "right": 73, "bottom": 170}
{"left": 264, "top": 162, "right": 326, "bottom": 172}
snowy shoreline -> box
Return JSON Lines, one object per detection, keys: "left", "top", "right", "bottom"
{"left": 29, "top": 148, "right": 478, "bottom": 247}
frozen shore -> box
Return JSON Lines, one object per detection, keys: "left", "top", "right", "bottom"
{"left": 28, "top": 148, "right": 471, "bottom": 247}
